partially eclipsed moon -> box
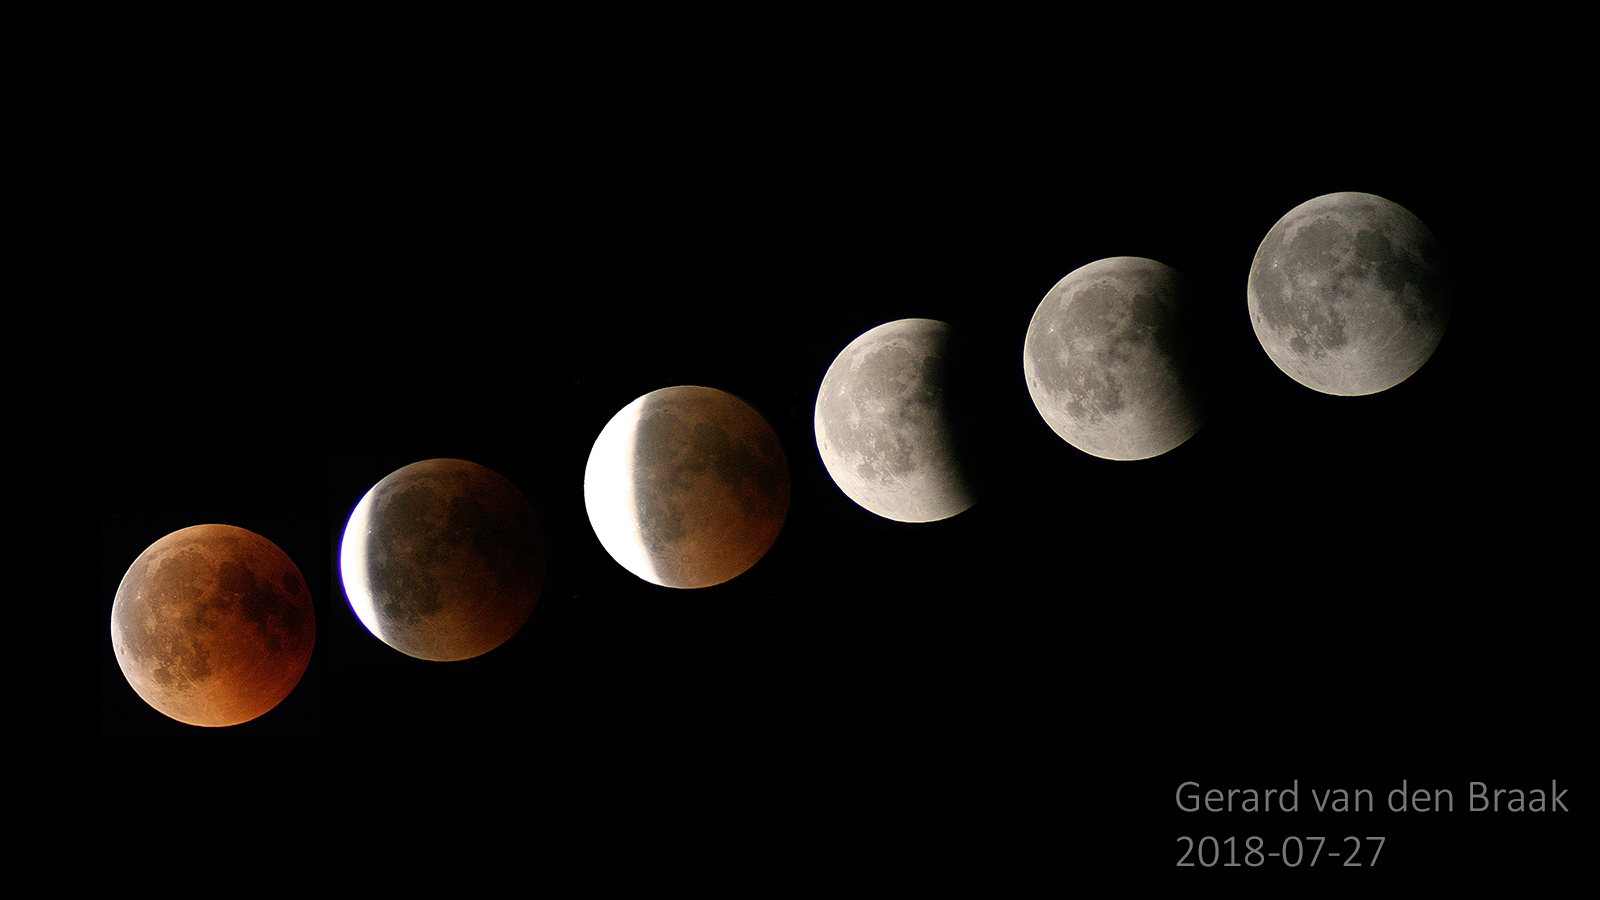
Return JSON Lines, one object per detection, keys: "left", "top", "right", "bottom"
{"left": 1024, "top": 256, "right": 1205, "bottom": 460}
{"left": 1247, "top": 191, "right": 1450, "bottom": 395}
{"left": 110, "top": 524, "right": 316, "bottom": 727}
{"left": 814, "top": 318, "right": 977, "bottom": 522}
{"left": 340, "top": 458, "right": 545, "bottom": 661}
{"left": 585, "top": 385, "right": 789, "bottom": 589}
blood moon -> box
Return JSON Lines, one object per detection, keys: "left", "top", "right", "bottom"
{"left": 110, "top": 524, "right": 315, "bottom": 727}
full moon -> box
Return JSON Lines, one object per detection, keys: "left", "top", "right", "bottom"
{"left": 814, "top": 318, "right": 977, "bottom": 522}
{"left": 1247, "top": 191, "right": 1450, "bottom": 395}
{"left": 110, "top": 524, "right": 315, "bottom": 727}
{"left": 340, "top": 458, "right": 545, "bottom": 661}
{"left": 1023, "top": 256, "right": 1205, "bottom": 460}
{"left": 585, "top": 385, "right": 789, "bottom": 589}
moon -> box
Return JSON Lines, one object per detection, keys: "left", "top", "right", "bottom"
{"left": 340, "top": 458, "right": 545, "bottom": 661}
{"left": 1023, "top": 256, "right": 1205, "bottom": 460}
{"left": 813, "top": 318, "right": 977, "bottom": 522}
{"left": 585, "top": 385, "right": 789, "bottom": 588}
{"left": 110, "top": 524, "right": 315, "bottom": 727}
{"left": 1247, "top": 191, "right": 1450, "bottom": 395}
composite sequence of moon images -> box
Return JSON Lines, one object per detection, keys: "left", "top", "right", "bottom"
{"left": 107, "top": 190, "right": 1454, "bottom": 728}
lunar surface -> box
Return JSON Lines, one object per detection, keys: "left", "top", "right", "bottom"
{"left": 1247, "top": 191, "right": 1450, "bottom": 395}
{"left": 814, "top": 318, "right": 977, "bottom": 522}
{"left": 110, "top": 524, "right": 315, "bottom": 727}
{"left": 585, "top": 385, "right": 789, "bottom": 588}
{"left": 1024, "top": 256, "right": 1205, "bottom": 460}
{"left": 340, "top": 458, "right": 545, "bottom": 661}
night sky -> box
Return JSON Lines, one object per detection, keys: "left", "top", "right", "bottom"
{"left": 87, "top": 146, "right": 1578, "bottom": 881}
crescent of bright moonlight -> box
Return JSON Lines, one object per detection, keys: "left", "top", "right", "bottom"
{"left": 585, "top": 385, "right": 789, "bottom": 589}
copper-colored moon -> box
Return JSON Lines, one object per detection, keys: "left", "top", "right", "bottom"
{"left": 340, "top": 458, "right": 545, "bottom": 661}
{"left": 110, "top": 524, "right": 316, "bottom": 727}
{"left": 585, "top": 385, "right": 789, "bottom": 588}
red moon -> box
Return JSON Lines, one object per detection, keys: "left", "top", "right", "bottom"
{"left": 110, "top": 524, "right": 316, "bottom": 727}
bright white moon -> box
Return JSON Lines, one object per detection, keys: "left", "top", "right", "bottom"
{"left": 814, "top": 318, "right": 977, "bottom": 522}
{"left": 1024, "top": 256, "right": 1205, "bottom": 460}
{"left": 1247, "top": 191, "right": 1450, "bottom": 395}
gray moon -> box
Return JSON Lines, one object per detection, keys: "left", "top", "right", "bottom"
{"left": 110, "top": 524, "right": 315, "bottom": 727}
{"left": 814, "top": 318, "right": 977, "bottom": 522}
{"left": 340, "top": 458, "right": 545, "bottom": 661}
{"left": 1023, "top": 256, "right": 1205, "bottom": 460}
{"left": 1247, "top": 191, "right": 1450, "bottom": 395}
{"left": 585, "top": 385, "right": 789, "bottom": 588}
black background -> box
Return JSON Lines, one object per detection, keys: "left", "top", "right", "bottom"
{"left": 83, "top": 49, "right": 1581, "bottom": 887}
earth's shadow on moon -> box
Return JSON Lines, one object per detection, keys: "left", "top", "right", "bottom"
{"left": 341, "top": 457, "right": 546, "bottom": 663}
{"left": 327, "top": 447, "right": 560, "bottom": 674}
{"left": 801, "top": 307, "right": 1020, "bottom": 535}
